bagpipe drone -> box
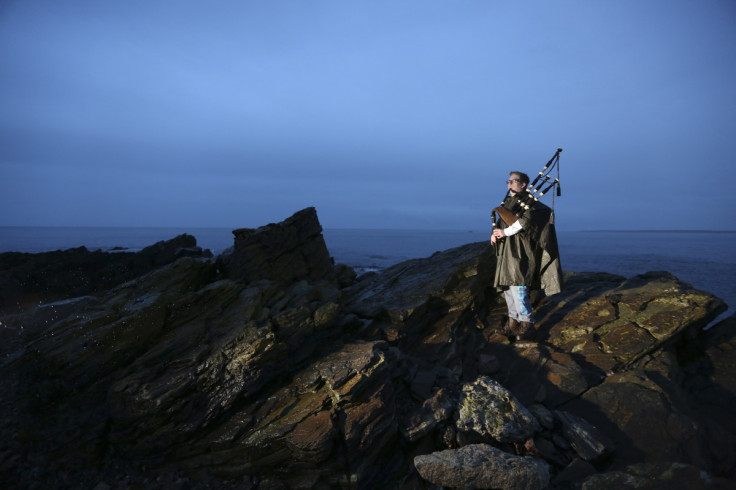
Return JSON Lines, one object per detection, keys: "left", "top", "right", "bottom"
{"left": 491, "top": 147, "right": 562, "bottom": 237}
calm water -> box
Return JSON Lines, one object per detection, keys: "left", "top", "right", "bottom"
{"left": 1, "top": 227, "right": 734, "bottom": 312}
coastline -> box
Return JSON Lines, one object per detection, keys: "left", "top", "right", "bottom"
{"left": 0, "top": 226, "right": 733, "bottom": 311}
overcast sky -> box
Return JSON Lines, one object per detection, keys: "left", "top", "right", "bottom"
{"left": 1, "top": 1, "right": 734, "bottom": 231}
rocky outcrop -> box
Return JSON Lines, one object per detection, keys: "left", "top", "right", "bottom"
{"left": 219, "top": 207, "right": 339, "bottom": 285}
{"left": 0, "top": 233, "right": 210, "bottom": 314}
{"left": 0, "top": 207, "right": 734, "bottom": 489}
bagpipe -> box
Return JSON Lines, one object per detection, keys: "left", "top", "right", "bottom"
{"left": 491, "top": 147, "right": 562, "bottom": 233}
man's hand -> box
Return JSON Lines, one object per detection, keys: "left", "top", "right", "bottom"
{"left": 492, "top": 228, "right": 506, "bottom": 240}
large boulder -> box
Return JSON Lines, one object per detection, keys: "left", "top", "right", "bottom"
{"left": 456, "top": 376, "right": 541, "bottom": 444}
{"left": 414, "top": 444, "right": 551, "bottom": 490}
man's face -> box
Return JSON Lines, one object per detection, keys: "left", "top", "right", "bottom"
{"left": 507, "top": 174, "right": 527, "bottom": 196}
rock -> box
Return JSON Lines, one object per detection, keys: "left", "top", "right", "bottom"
{"left": 554, "top": 410, "right": 614, "bottom": 463}
{"left": 553, "top": 458, "right": 598, "bottom": 489}
{"left": 682, "top": 312, "right": 736, "bottom": 414}
{"left": 413, "top": 443, "right": 550, "bottom": 490}
{"left": 192, "top": 341, "right": 397, "bottom": 487}
{"left": 0, "top": 233, "right": 211, "bottom": 314}
{"left": 560, "top": 367, "right": 728, "bottom": 474}
{"left": 334, "top": 262, "right": 357, "bottom": 288}
{"left": 342, "top": 241, "right": 493, "bottom": 326}
{"left": 477, "top": 353, "right": 500, "bottom": 374}
{"left": 137, "top": 233, "right": 205, "bottom": 267}
{"left": 2, "top": 208, "right": 736, "bottom": 488}
{"left": 456, "top": 376, "right": 541, "bottom": 443}
{"left": 527, "top": 436, "right": 570, "bottom": 468}
{"left": 400, "top": 387, "right": 455, "bottom": 442}
{"left": 680, "top": 313, "right": 736, "bottom": 477}
{"left": 104, "top": 278, "right": 349, "bottom": 460}
{"left": 540, "top": 271, "right": 727, "bottom": 374}
{"left": 494, "top": 342, "right": 591, "bottom": 407}
{"left": 528, "top": 403, "right": 555, "bottom": 430}
{"left": 581, "top": 461, "right": 735, "bottom": 489}
{"left": 220, "top": 207, "right": 336, "bottom": 285}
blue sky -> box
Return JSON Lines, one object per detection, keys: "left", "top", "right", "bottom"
{"left": 1, "top": 1, "right": 734, "bottom": 231}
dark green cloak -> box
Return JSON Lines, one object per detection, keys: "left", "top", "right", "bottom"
{"left": 493, "top": 196, "right": 563, "bottom": 295}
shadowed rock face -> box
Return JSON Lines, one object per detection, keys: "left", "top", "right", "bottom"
{"left": 0, "top": 207, "right": 734, "bottom": 489}
{"left": 0, "top": 233, "right": 210, "bottom": 315}
{"left": 220, "top": 207, "right": 336, "bottom": 285}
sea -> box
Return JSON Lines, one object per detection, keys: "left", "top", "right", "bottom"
{"left": 1, "top": 227, "right": 734, "bottom": 321}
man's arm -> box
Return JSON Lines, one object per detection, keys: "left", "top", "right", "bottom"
{"left": 492, "top": 219, "right": 523, "bottom": 240}
{"left": 503, "top": 220, "right": 523, "bottom": 236}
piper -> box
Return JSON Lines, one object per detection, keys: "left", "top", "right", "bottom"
{"left": 490, "top": 149, "right": 563, "bottom": 341}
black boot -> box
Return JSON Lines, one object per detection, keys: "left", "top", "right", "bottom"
{"left": 516, "top": 321, "right": 536, "bottom": 341}
{"left": 501, "top": 317, "right": 519, "bottom": 337}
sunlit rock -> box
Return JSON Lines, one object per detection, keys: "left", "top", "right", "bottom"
{"left": 414, "top": 443, "right": 551, "bottom": 490}
{"left": 456, "top": 376, "right": 541, "bottom": 443}
{"left": 543, "top": 271, "right": 727, "bottom": 373}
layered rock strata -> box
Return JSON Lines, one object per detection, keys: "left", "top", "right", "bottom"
{"left": 1, "top": 207, "right": 733, "bottom": 489}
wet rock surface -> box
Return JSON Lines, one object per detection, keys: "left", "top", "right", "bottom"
{"left": 1, "top": 207, "right": 734, "bottom": 489}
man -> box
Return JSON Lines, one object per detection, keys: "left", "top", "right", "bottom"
{"left": 490, "top": 171, "right": 563, "bottom": 340}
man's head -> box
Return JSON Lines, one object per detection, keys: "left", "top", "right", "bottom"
{"left": 507, "top": 171, "right": 529, "bottom": 196}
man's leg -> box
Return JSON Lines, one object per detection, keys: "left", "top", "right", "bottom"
{"left": 512, "top": 286, "right": 535, "bottom": 323}
{"left": 509, "top": 286, "right": 536, "bottom": 340}
{"left": 502, "top": 288, "right": 520, "bottom": 335}
{"left": 504, "top": 288, "right": 519, "bottom": 321}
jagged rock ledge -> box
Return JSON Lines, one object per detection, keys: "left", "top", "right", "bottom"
{"left": 0, "top": 233, "right": 210, "bottom": 315}
{"left": 0, "top": 207, "right": 734, "bottom": 489}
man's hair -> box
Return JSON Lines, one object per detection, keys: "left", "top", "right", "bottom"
{"left": 510, "top": 171, "right": 530, "bottom": 185}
